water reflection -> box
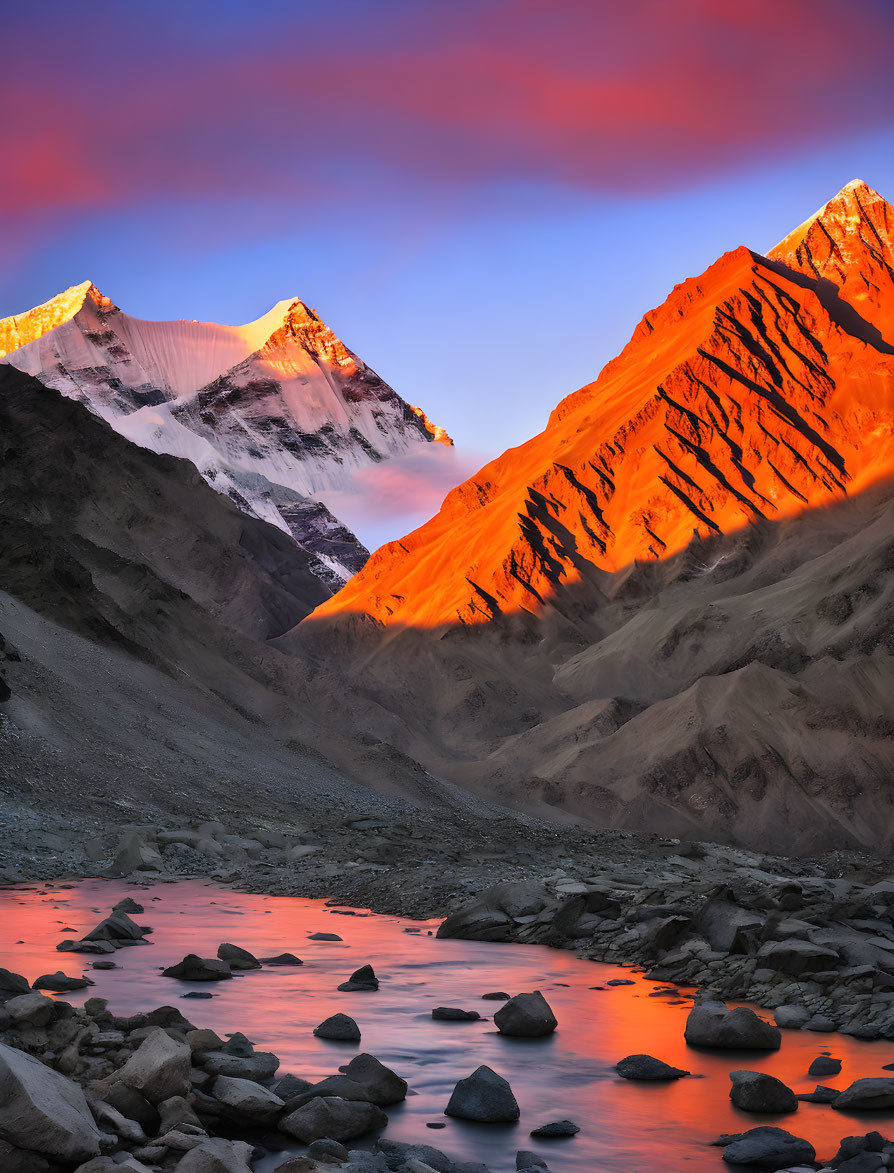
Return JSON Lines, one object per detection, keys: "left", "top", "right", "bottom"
{"left": 0, "top": 879, "right": 891, "bottom": 1171}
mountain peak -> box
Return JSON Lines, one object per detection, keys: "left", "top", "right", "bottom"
{"left": 0, "top": 280, "right": 114, "bottom": 358}
{"left": 768, "top": 179, "right": 894, "bottom": 339}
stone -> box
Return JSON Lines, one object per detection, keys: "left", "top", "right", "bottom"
{"left": 112, "top": 834, "right": 163, "bottom": 876}
{"left": 808, "top": 1055, "right": 841, "bottom": 1076}
{"left": 729, "top": 1070, "right": 798, "bottom": 1113}
{"left": 58, "top": 939, "right": 116, "bottom": 954}
{"left": 307, "top": 1138, "right": 349, "bottom": 1162}
{"left": 260, "top": 953, "right": 304, "bottom": 965}
{"left": 33, "top": 971, "right": 94, "bottom": 992}
{"left": 615, "top": 1054, "right": 690, "bottom": 1081}
{"left": 92, "top": 1100, "right": 147, "bottom": 1143}
{"left": 773, "top": 1005, "right": 810, "bottom": 1029}
{"left": 308, "top": 933, "right": 342, "bottom": 941}
{"left": 4, "top": 990, "right": 54, "bottom": 1027}
{"left": 273, "top": 1074, "right": 314, "bottom": 1099}
{"left": 83, "top": 912, "right": 146, "bottom": 943}
{"left": 431, "top": 1007, "right": 481, "bottom": 1021}
{"left": 172, "top": 1137, "right": 255, "bottom": 1172}
{"left": 163, "top": 955, "right": 233, "bottom": 981}
{"left": 756, "top": 939, "right": 840, "bottom": 977}
{"left": 314, "top": 1013, "right": 361, "bottom": 1041}
{"left": 721, "top": 1126, "right": 815, "bottom": 1168}
{"left": 0, "top": 968, "right": 31, "bottom": 1001}
{"left": 530, "top": 1119, "right": 580, "bottom": 1137}
{"left": 436, "top": 881, "right": 551, "bottom": 942}
{"left": 158, "top": 1095, "right": 202, "bottom": 1133}
{"left": 212, "top": 1074, "right": 284, "bottom": 1122}
{"left": 832, "top": 1079, "right": 894, "bottom": 1110}
{"left": 481, "top": 992, "right": 510, "bottom": 1001}
{"left": 0, "top": 1040, "right": 101, "bottom": 1162}
{"left": 376, "top": 1140, "right": 455, "bottom": 1172}
{"left": 216, "top": 944, "right": 260, "bottom": 970}
{"left": 493, "top": 991, "right": 557, "bottom": 1037}
{"left": 100, "top": 1080, "right": 157, "bottom": 1126}
{"left": 338, "top": 965, "right": 379, "bottom": 991}
{"left": 685, "top": 1000, "right": 781, "bottom": 1050}
{"left": 113, "top": 897, "right": 145, "bottom": 914}
{"left": 516, "top": 1155, "right": 549, "bottom": 1171}
{"left": 113, "top": 1027, "right": 191, "bottom": 1103}
{"left": 200, "top": 1050, "right": 280, "bottom": 1080}
{"left": 279, "top": 1096, "right": 387, "bottom": 1142}
{"left": 797, "top": 1085, "right": 841, "bottom": 1103}
{"left": 445, "top": 1065, "right": 519, "bottom": 1122}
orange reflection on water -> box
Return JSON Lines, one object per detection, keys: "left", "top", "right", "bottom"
{"left": 0, "top": 880, "right": 892, "bottom": 1172}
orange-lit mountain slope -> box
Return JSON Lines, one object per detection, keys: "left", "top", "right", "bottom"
{"left": 312, "top": 180, "right": 894, "bottom": 629}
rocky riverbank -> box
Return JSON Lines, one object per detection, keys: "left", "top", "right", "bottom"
{"left": 3, "top": 802, "right": 894, "bottom": 1044}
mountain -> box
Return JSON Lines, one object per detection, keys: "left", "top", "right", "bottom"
{"left": 0, "top": 283, "right": 450, "bottom": 586}
{"left": 294, "top": 180, "right": 894, "bottom": 852}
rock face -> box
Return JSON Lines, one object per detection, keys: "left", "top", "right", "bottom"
{"left": 721, "top": 1126, "right": 815, "bottom": 1169}
{"left": 296, "top": 179, "right": 894, "bottom": 854}
{"left": 685, "top": 1001, "right": 781, "bottom": 1050}
{"left": 729, "top": 1070, "right": 797, "bottom": 1113}
{"left": 0, "top": 1041, "right": 101, "bottom": 1161}
{"left": 279, "top": 1095, "right": 387, "bottom": 1142}
{"left": 615, "top": 1054, "right": 689, "bottom": 1081}
{"left": 445, "top": 1066, "right": 520, "bottom": 1122}
{"left": 493, "top": 991, "right": 557, "bottom": 1037}
{"left": 0, "top": 283, "right": 451, "bottom": 588}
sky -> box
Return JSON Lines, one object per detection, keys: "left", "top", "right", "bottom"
{"left": 3, "top": 0, "right": 894, "bottom": 548}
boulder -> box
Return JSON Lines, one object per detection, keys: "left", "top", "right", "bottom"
{"left": 615, "top": 1054, "right": 689, "bottom": 1081}
{"left": 113, "top": 897, "right": 145, "bottom": 914}
{"left": 832, "top": 1079, "right": 894, "bottom": 1110}
{"left": 113, "top": 1027, "right": 191, "bottom": 1103}
{"left": 57, "top": 939, "right": 116, "bottom": 954}
{"left": 163, "top": 955, "right": 233, "bottom": 982}
{"left": 530, "top": 1119, "right": 579, "bottom": 1137}
{"left": 756, "top": 939, "right": 840, "bottom": 977}
{"left": 341, "top": 1054, "right": 407, "bottom": 1105}
{"left": 482, "top": 992, "right": 510, "bottom": 1001}
{"left": 493, "top": 991, "right": 557, "bottom": 1037}
{"left": 83, "top": 912, "right": 146, "bottom": 943}
{"left": 4, "top": 990, "right": 54, "bottom": 1027}
{"left": 685, "top": 1000, "right": 781, "bottom": 1050}
{"left": 212, "top": 1074, "right": 284, "bottom": 1122}
{"left": 375, "top": 1141, "right": 454, "bottom": 1171}
{"left": 313, "top": 1013, "right": 361, "bottom": 1041}
{"left": 729, "top": 1070, "right": 798, "bottom": 1113}
{"left": 437, "top": 882, "right": 552, "bottom": 942}
{"left": 797, "top": 1085, "right": 841, "bottom": 1103}
{"left": 445, "top": 1065, "right": 519, "bottom": 1122}
{"left": 694, "top": 896, "right": 763, "bottom": 954}
{"left": 260, "top": 953, "right": 303, "bottom": 965}
{"left": 172, "top": 1138, "right": 255, "bottom": 1172}
{"left": 808, "top": 1055, "right": 841, "bottom": 1077}
{"left": 721, "top": 1126, "right": 815, "bottom": 1169}
{"left": 773, "top": 1005, "right": 810, "bottom": 1029}
{"left": 431, "top": 1008, "right": 480, "bottom": 1021}
{"left": 0, "top": 969, "right": 30, "bottom": 1001}
{"left": 516, "top": 1153, "right": 549, "bottom": 1170}
{"left": 338, "top": 965, "right": 379, "bottom": 992}
{"left": 216, "top": 944, "right": 260, "bottom": 971}
{"left": 307, "top": 1138, "right": 349, "bottom": 1163}
{"left": 0, "top": 1040, "right": 101, "bottom": 1161}
{"left": 307, "top": 933, "right": 342, "bottom": 942}
{"left": 111, "top": 834, "right": 163, "bottom": 876}
{"left": 200, "top": 1050, "right": 279, "bottom": 1080}
{"left": 33, "top": 971, "right": 94, "bottom": 992}
{"left": 279, "top": 1096, "right": 387, "bottom": 1142}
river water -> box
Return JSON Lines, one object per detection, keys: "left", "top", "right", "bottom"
{"left": 0, "top": 879, "right": 892, "bottom": 1171}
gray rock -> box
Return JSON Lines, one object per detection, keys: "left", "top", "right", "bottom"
{"left": 171, "top": 1137, "right": 255, "bottom": 1171}
{"left": 729, "top": 1070, "right": 798, "bottom": 1113}
{"left": 685, "top": 1000, "right": 781, "bottom": 1050}
{"left": 273, "top": 1074, "right": 314, "bottom": 1099}
{"left": 773, "top": 1005, "right": 810, "bottom": 1029}
{"left": 431, "top": 1007, "right": 480, "bottom": 1021}
{"left": 756, "top": 939, "right": 840, "bottom": 977}
{"left": 721, "top": 1126, "right": 815, "bottom": 1168}
{"left": 308, "top": 934, "right": 342, "bottom": 942}
{"left": 493, "top": 990, "right": 557, "bottom": 1037}
{"left": 0, "top": 969, "right": 31, "bottom": 1001}
{"left": 212, "top": 1074, "right": 284, "bottom": 1122}
{"left": 832, "top": 1078, "right": 894, "bottom": 1110}
{"left": 797, "top": 1084, "right": 841, "bottom": 1103}
{"left": 314, "top": 1013, "right": 361, "bottom": 1041}
{"left": 445, "top": 1065, "right": 519, "bottom": 1122}
{"left": 200, "top": 1050, "right": 279, "bottom": 1080}
{"left": 481, "top": 992, "right": 510, "bottom": 1001}
{"left": 84, "top": 912, "right": 146, "bottom": 943}
{"left": 375, "top": 1140, "right": 455, "bottom": 1171}
{"left": 260, "top": 953, "right": 304, "bottom": 965}
{"left": 32, "top": 971, "right": 94, "bottom": 992}
{"left": 516, "top": 1155, "right": 549, "bottom": 1171}
{"left": 112, "top": 897, "right": 145, "bottom": 914}
{"left": 58, "top": 939, "right": 116, "bottom": 954}
{"left": 92, "top": 1100, "right": 147, "bottom": 1143}
{"left": 216, "top": 944, "right": 260, "bottom": 970}
{"left": 530, "top": 1119, "right": 579, "bottom": 1136}
{"left": 0, "top": 1040, "right": 101, "bottom": 1162}
{"left": 338, "top": 965, "right": 379, "bottom": 992}
{"left": 437, "top": 881, "right": 551, "bottom": 942}
{"left": 163, "top": 955, "right": 233, "bottom": 981}
{"left": 308, "top": 1138, "right": 350, "bottom": 1162}
{"left": 279, "top": 1096, "right": 387, "bottom": 1142}
{"left": 808, "top": 1055, "right": 841, "bottom": 1076}
{"left": 615, "top": 1054, "right": 689, "bottom": 1080}
{"left": 113, "top": 1027, "right": 191, "bottom": 1103}
{"left": 4, "top": 990, "right": 54, "bottom": 1026}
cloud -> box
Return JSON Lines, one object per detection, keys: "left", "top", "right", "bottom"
{"left": 319, "top": 445, "right": 489, "bottom": 553}
{"left": 2, "top": 0, "right": 892, "bottom": 224}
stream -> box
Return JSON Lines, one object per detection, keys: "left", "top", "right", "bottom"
{"left": 1, "top": 878, "right": 892, "bottom": 1171}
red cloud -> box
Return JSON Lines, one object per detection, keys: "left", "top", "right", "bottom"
{"left": 1, "top": 0, "right": 891, "bottom": 220}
